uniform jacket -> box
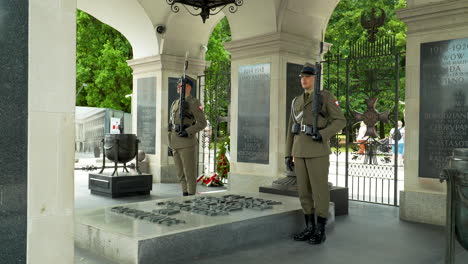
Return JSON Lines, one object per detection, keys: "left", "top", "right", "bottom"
{"left": 285, "top": 90, "right": 346, "bottom": 158}
{"left": 168, "top": 95, "right": 207, "bottom": 149}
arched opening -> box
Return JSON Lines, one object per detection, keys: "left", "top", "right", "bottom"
{"left": 76, "top": 10, "right": 133, "bottom": 112}
{"left": 197, "top": 17, "right": 232, "bottom": 187}
{"left": 321, "top": 0, "right": 407, "bottom": 204}
{"left": 74, "top": 10, "right": 136, "bottom": 214}
{"left": 77, "top": 0, "right": 159, "bottom": 59}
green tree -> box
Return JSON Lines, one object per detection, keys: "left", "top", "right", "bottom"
{"left": 204, "top": 17, "right": 232, "bottom": 142}
{"left": 206, "top": 17, "right": 231, "bottom": 63}
{"left": 76, "top": 10, "right": 133, "bottom": 112}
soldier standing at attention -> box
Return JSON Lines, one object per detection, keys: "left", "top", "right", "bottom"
{"left": 285, "top": 63, "right": 346, "bottom": 244}
{"left": 168, "top": 77, "right": 207, "bottom": 196}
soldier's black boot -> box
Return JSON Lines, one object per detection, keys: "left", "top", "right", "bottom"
{"left": 183, "top": 192, "right": 189, "bottom": 196}
{"left": 293, "top": 214, "right": 315, "bottom": 241}
{"left": 309, "top": 216, "right": 327, "bottom": 244}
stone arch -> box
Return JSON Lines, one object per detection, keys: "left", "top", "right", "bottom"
{"left": 161, "top": 10, "right": 224, "bottom": 59}
{"left": 157, "top": 0, "right": 278, "bottom": 58}
{"left": 226, "top": 0, "right": 278, "bottom": 40}
{"left": 77, "top": 0, "right": 159, "bottom": 59}
{"left": 278, "top": 0, "right": 341, "bottom": 41}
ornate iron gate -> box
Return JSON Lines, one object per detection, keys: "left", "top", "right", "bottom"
{"left": 197, "top": 62, "right": 231, "bottom": 182}
{"left": 323, "top": 36, "right": 405, "bottom": 206}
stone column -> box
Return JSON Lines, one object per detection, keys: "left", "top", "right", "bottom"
{"left": 397, "top": 0, "right": 468, "bottom": 225}
{"left": 128, "top": 55, "right": 207, "bottom": 183}
{"left": 225, "top": 32, "right": 320, "bottom": 193}
{"left": 1, "top": 0, "right": 77, "bottom": 262}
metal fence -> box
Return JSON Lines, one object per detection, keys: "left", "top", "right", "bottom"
{"left": 324, "top": 36, "right": 405, "bottom": 206}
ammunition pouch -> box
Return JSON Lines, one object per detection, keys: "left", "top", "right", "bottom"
{"left": 291, "top": 123, "right": 300, "bottom": 135}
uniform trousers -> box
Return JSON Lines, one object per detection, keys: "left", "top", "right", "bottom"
{"left": 294, "top": 155, "right": 330, "bottom": 218}
{"left": 172, "top": 145, "right": 197, "bottom": 194}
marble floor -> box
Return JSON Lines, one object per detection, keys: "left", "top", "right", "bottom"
{"left": 74, "top": 170, "right": 467, "bottom": 264}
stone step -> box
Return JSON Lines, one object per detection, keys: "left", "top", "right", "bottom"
{"left": 259, "top": 185, "right": 348, "bottom": 216}
{"left": 75, "top": 192, "right": 334, "bottom": 264}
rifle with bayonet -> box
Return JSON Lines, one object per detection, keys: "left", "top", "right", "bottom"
{"left": 311, "top": 41, "right": 324, "bottom": 141}
{"left": 177, "top": 52, "right": 189, "bottom": 133}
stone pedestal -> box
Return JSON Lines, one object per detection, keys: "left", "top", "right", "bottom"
{"left": 88, "top": 173, "right": 153, "bottom": 198}
{"left": 259, "top": 184, "right": 349, "bottom": 216}
{"left": 75, "top": 192, "right": 335, "bottom": 264}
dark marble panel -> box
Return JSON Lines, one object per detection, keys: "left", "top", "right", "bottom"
{"left": 0, "top": 183, "right": 27, "bottom": 262}
{"left": 168, "top": 77, "right": 197, "bottom": 121}
{"left": 0, "top": 0, "right": 28, "bottom": 262}
{"left": 237, "top": 64, "right": 271, "bottom": 164}
{"left": 137, "top": 77, "right": 156, "bottom": 154}
{"left": 286, "top": 63, "right": 304, "bottom": 130}
{"left": 419, "top": 38, "right": 468, "bottom": 178}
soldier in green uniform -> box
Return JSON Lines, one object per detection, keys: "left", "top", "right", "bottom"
{"left": 285, "top": 63, "right": 346, "bottom": 244}
{"left": 168, "top": 77, "right": 207, "bottom": 196}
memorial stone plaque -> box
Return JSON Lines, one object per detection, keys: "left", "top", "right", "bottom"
{"left": 420, "top": 38, "right": 468, "bottom": 178}
{"left": 168, "top": 77, "right": 197, "bottom": 121}
{"left": 286, "top": 63, "right": 304, "bottom": 129}
{"left": 137, "top": 77, "right": 156, "bottom": 154}
{"left": 237, "top": 64, "right": 271, "bottom": 164}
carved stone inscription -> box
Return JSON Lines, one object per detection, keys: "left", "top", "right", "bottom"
{"left": 237, "top": 64, "right": 271, "bottom": 164}
{"left": 420, "top": 38, "right": 468, "bottom": 178}
{"left": 137, "top": 77, "right": 156, "bottom": 154}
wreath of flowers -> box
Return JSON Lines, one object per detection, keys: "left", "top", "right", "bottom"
{"left": 197, "top": 139, "right": 230, "bottom": 187}
{"left": 197, "top": 173, "right": 223, "bottom": 187}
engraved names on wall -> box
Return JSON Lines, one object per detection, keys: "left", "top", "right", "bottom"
{"left": 137, "top": 77, "right": 156, "bottom": 154}
{"left": 420, "top": 38, "right": 468, "bottom": 178}
{"left": 237, "top": 64, "right": 271, "bottom": 164}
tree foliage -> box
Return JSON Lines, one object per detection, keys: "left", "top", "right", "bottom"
{"left": 204, "top": 17, "right": 232, "bottom": 145}
{"left": 76, "top": 10, "right": 133, "bottom": 112}
{"left": 325, "top": 0, "right": 407, "bottom": 55}
{"left": 206, "top": 17, "right": 231, "bottom": 63}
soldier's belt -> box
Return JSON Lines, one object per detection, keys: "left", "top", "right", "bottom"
{"left": 300, "top": 124, "right": 324, "bottom": 133}
{"left": 168, "top": 123, "right": 191, "bottom": 132}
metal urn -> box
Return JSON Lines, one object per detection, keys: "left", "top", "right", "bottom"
{"left": 98, "top": 131, "right": 142, "bottom": 176}
{"left": 440, "top": 148, "right": 468, "bottom": 263}
{"left": 104, "top": 134, "right": 138, "bottom": 163}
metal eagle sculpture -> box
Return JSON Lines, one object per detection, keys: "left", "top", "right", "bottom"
{"left": 361, "top": 8, "right": 386, "bottom": 43}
